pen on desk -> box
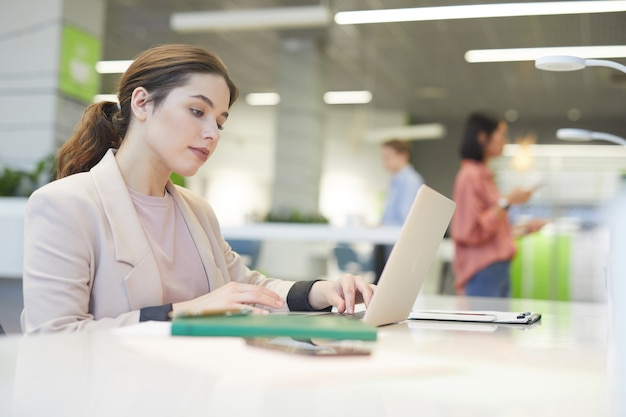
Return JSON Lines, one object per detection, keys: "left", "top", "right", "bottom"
{"left": 169, "top": 307, "right": 253, "bottom": 319}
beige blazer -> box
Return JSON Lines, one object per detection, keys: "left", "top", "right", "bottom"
{"left": 21, "top": 150, "right": 294, "bottom": 333}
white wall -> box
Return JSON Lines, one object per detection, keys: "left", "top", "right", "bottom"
{"left": 0, "top": 0, "right": 62, "bottom": 170}
{"left": 492, "top": 144, "right": 626, "bottom": 205}
{"left": 188, "top": 103, "right": 277, "bottom": 226}
{"left": 189, "top": 103, "right": 406, "bottom": 226}
{"left": 320, "top": 107, "right": 404, "bottom": 226}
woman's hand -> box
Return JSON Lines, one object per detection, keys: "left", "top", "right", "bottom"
{"left": 523, "top": 218, "right": 548, "bottom": 234}
{"left": 307, "top": 274, "right": 376, "bottom": 315}
{"left": 505, "top": 187, "right": 535, "bottom": 206}
{"left": 514, "top": 218, "right": 548, "bottom": 237}
{"left": 172, "top": 282, "right": 284, "bottom": 315}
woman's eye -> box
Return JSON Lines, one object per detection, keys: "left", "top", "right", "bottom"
{"left": 217, "top": 124, "right": 224, "bottom": 131}
{"left": 191, "top": 108, "right": 203, "bottom": 117}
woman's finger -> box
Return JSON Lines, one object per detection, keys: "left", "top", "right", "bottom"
{"left": 246, "top": 305, "right": 271, "bottom": 315}
{"left": 339, "top": 275, "right": 357, "bottom": 314}
{"left": 356, "top": 278, "right": 375, "bottom": 307}
{"left": 235, "top": 290, "right": 285, "bottom": 309}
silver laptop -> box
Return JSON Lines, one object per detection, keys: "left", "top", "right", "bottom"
{"left": 361, "top": 185, "right": 455, "bottom": 326}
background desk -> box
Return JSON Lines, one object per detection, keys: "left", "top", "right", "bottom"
{"left": 0, "top": 295, "right": 611, "bottom": 417}
{"left": 221, "top": 223, "right": 403, "bottom": 281}
{"left": 222, "top": 223, "right": 403, "bottom": 244}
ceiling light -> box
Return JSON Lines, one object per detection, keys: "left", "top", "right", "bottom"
{"left": 95, "top": 60, "right": 133, "bottom": 74}
{"left": 365, "top": 123, "right": 446, "bottom": 143}
{"left": 171, "top": 5, "right": 330, "bottom": 33}
{"left": 504, "top": 109, "right": 519, "bottom": 122}
{"left": 557, "top": 128, "right": 626, "bottom": 146}
{"left": 335, "top": 1, "right": 626, "bottom": 25}
{"left": 465, "top": 45, "right": 626, "bottom": 63}
{"left": 567, "top": 109, "right": 582, "bottom": 122}
{"left": 245, "top": 93, "right": 280, "bottom": 106}
{"left": 323, "top": 91, "right": 372, "bottom": 105}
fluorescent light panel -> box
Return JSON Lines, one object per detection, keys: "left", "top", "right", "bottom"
{"left": 365, "top": 123, "right": 446, "bottom": 143}
{"left": 335, "top": 1, "right": 626, "bottom": 25}
{"left": 171, "top": 5, "right": 330, "bottom": 33}
{"left": 465, "top": 45, "right": 626, "bottom": 63}
{"left": 95, "top": 60, "right": 133, "bottom": 74}
{"left": 94, "top": 89, "right": 374, "bottom": 106}
{"left": 323, "top": 90, "right": 372, "bottom": 105}
{"left": 245, "top": 93, "right": 280, "bottom": 106}
{"left": 245, "top": 91, "right": 374, "bottom": 106}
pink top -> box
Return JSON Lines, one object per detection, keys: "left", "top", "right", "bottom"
{"left": 451, "top": 160, "right": 516, "bottom": 293}
{"left": 128, "top": 188, "right": 209, "bottom": 304}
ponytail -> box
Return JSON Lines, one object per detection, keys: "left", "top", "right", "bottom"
{"left": 56, "top": 101, "right": 128, "bottom": 179}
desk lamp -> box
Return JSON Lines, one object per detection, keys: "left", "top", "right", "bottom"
{"left": 536, "top": 55, "right": 626, "bottom": 146}
{"left": 537, "top": 53, "right": 626, "bottom": 417}
{"left": 535, "top": 55, "right": 626, "bottom": 74}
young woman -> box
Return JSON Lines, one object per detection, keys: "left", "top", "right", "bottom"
{"left": 452, "top": 113, "right": 545, "bottom": 297}
{"left": 21, "top": 44, "right": 374, "bottom": 333}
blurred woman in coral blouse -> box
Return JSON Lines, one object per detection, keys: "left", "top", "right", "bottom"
{"left": 452, "top": 113, "right": 546, "bottom": 297}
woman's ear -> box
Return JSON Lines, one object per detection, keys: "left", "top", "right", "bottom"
{"left": 477, "top": 131, "right": 489, "bottom": 147}
{"left": 130, "top": 87, "right": 151, "bottom": 122}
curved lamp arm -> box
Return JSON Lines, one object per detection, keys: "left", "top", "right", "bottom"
{"left": 557, "top": 128, "right": 626, "bottom": 146}
{"left": 585, "top": 59, "right": 626, "bottom": 75}
{"left": 591, "top": 131, "right": 626, "bottom": 146}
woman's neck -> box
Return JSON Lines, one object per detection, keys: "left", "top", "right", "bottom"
{"left": 115, "top": 141, "right": 170, "bottom": 197}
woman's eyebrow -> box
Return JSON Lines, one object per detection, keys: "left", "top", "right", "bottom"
{"left": 190, "top": 94, "right": 229, "bottom": 118}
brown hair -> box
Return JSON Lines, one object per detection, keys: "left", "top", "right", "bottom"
{"left": 56, "top": 44, "right": 239, "bottom": 178}
{"left": 382, "top": 139, "right": 411, "bottom": 158}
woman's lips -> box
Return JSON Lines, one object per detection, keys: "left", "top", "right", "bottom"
{"left": 190, "top": 147, "right": 210, "bottom": 161}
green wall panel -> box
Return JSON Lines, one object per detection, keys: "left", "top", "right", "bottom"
{"left": 511, "top": 233, "right": 571, "bottom": 301}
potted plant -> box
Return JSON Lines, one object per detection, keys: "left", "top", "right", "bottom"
{"left": 0, "top": 155, "right": 56, "bottom": 198}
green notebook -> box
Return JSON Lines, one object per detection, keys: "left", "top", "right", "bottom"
{"left": 171, "top": 313, "right": 378, "bottom": 341}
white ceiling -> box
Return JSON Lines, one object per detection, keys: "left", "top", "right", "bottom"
{"left": 101, "top": 0, "right": 626, "bottom": 129}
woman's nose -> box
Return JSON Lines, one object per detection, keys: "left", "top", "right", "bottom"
{"left": 202, "top": 121, "right": 220, "bottom": 141}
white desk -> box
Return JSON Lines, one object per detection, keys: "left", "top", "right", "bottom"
{"left": 221, "top": 223, "right": 403, "bottom": 244}
{"left": 0, "top": 295, "right": 611, "bottom": 417}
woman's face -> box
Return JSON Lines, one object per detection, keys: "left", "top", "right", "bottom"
{"left": 141, "top": 72, "right": 231, "bottom": 177}
{"left": 483, "top": 121, "right": 509, "bottom": 160}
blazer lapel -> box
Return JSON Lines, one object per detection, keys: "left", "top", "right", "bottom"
{"left": 167, "top": 182, "right": 226, "bottom": 290}
{"left": 90, "top": 149, "right": 164, "bottom": 308}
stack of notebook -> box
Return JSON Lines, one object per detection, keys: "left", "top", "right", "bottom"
{"left": 171, "top": 313, "right": 378, "bottom": 341}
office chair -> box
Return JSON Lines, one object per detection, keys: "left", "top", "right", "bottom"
{"left": 333, "top": 243, "right": 373, "bottom": 275}
{"left": 226, "top": 239, "right": 262, "bottom": 269}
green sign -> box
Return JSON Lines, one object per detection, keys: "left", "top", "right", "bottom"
{"left": 59, "top": 25, "right": 101, "bottom": 102}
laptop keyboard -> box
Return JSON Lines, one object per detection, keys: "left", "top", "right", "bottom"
{"left": 284, "top": 311, "right": 366, "bottom": 319}
{"left": 324, "top": 311, "right": 366, "bottom": 320}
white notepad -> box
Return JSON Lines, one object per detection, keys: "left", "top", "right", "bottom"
{"left": 408, "top": 310, "right": 542, "bottom": 324}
